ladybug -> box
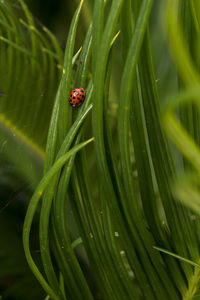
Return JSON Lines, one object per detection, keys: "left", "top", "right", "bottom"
{"left": 69, "top": 88, "right": 85, "bottom": 107}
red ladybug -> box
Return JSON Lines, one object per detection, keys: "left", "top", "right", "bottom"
{"left": 69, "top": 88, "right": 85, "bottom": 107}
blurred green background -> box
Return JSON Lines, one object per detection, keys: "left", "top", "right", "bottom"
{"left": 27, "top": 0, "right": 92, "bottom": 45}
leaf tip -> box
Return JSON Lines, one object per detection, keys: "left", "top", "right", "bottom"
{"left": 110, "top": 30, "right": 121, "bottom": 47}
{"left": 78, "top": 46, "right": 82, "bottom": 53}
{"left": 88, "top": 137, "right": 95, "bottom": 143}
{"left": 42, "top": 26, "right": 48, "bottom": 32}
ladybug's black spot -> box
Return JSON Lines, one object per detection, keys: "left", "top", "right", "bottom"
{"left": 73, "top": 96, "right": 75, "bottom": 99}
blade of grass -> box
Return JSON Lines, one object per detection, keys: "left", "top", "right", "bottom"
{"left": 69, "top": 180, "right": 117, "bottom": 300}
{"left": 50, "top": 218, "right": 88, "bottom": 300}
{"left": 0, "top": 36, "right": 37, "bottom": 59}
{"left": 92, "top": 0, "right": 165, "bottom": 299}
{"left": 92, "top": 0, "right": 104, "bottom": 72}
{"left": 118, "top": 2, "right": 178, "bottom": 299}
{"left": 42, "top": 25, "right": 63, "bottom": 65}
{"left": 50, "top": 27, "right": 94, "bottom": 299}
{"left": 95, "top": 39, "right": 139, "bottom": 299}
{"left": 44, "top": 1, "right": 83, "bottom": 173}
{"left": 134, "top": 0, "right": 198, "bottom": 285}
{"left": 23, "top": 137, "right": 94, "bottom": 299}
{"left": 39, "top": 103, "right": 93, "bottom": 294}
{"left": 57, "top": 1, "right": 83, "bottom": 144}
{"left": 154, "top": 246, "right": 200, "bottom": 300}
{"left": 120, "top": 0, "right": 133, "bottom": 62}
{"left": 68, "top": 14, "right": 139, "bottom": 297}
{"left": 154, "top": 246, "right": 200, "bottom": 268}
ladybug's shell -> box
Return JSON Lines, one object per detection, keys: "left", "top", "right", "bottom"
{"left": 69, "top": 88, "right": 85, "bottom": 107}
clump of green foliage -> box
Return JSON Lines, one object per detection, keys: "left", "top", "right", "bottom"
{"left": 1, "top": 0, "right": 200, "bottom": 299}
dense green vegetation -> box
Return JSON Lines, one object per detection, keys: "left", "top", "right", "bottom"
{"left": 1, "top": 0, "right": 200, "bottom": 299}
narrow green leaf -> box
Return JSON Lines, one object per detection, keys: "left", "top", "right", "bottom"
{"left": 120, "top": 0, "right": 133, "bottom": 62}
{"left": 0, "top": 36, "right": 37, "bottom": 60}
{"left": 39, "top": 103, "right": 93, "bottom": 295}
{"left": 92, "top": 0, "right": 104, "bottom": 72}
{"left": 57, "top": 1, "right": 83, "bottom": 144}
{"left": 23, "top": 137, "right": 94, "bottom": 299}
{"left": 154, "top": 246, "right": 200, "bottom": 269}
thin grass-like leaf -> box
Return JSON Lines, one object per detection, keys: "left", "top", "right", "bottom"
{"left": 23, "top": 137, "right": 94, "bottom": 299}
{"left": 154, "top": 246, "right": 200, "bottom": 268}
